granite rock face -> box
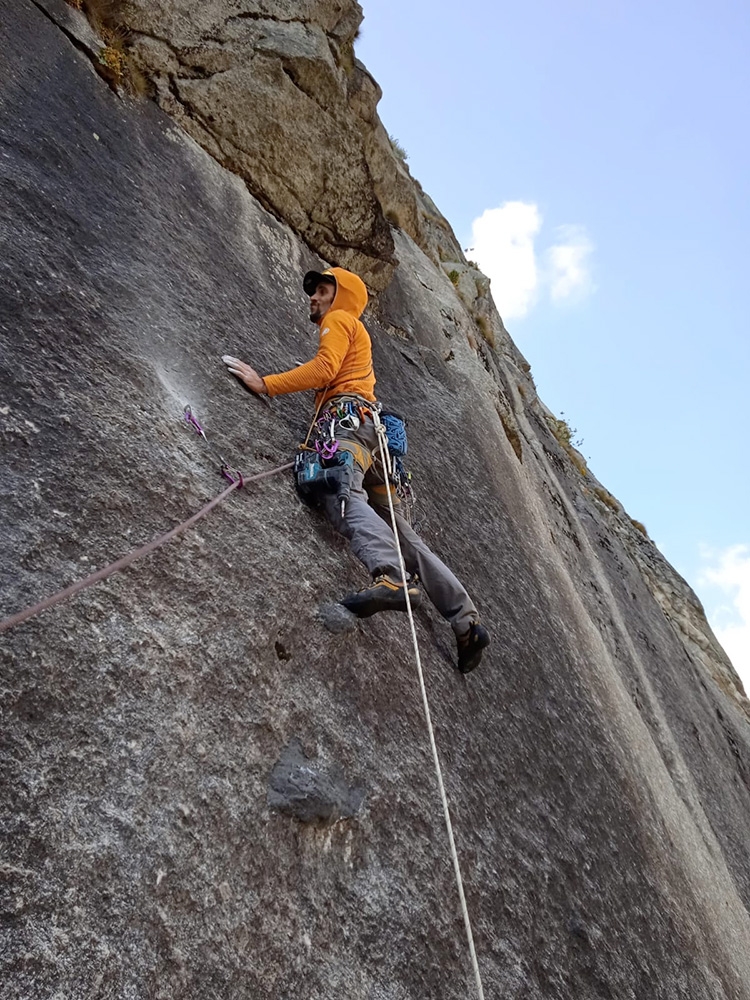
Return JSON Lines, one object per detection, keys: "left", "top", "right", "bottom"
{"left": 2, "top": 2, "right": 750, "bottom": 998}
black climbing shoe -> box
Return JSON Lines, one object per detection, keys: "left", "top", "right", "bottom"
{"left": 341, "top": 573, "right": 422, "bottom": 618}
{"left": 456, "top": 621, "right": 490, "bottom": 674}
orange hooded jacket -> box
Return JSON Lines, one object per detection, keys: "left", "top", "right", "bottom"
{"left": 263, "top": 267, "right": 377, "bottom": 410}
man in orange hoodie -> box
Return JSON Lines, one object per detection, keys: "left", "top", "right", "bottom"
{"left": 223, "top": 266, "right": 490, "bottom": 673}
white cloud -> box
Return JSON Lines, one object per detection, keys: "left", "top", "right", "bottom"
{"left": 546, "top": 225, "right": 594, "bottom": 303}
{"left": 698, "top": 544, "right": 750, "bottom": 692}
{"left": 469, "top": 202, "right": 593, "bottom": 321}
{"left": 469, "top": 202, "right": 541, "bottom": 319}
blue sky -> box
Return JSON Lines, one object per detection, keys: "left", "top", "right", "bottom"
{"left": 357, "top": 0, "right": 750, "bottom": 688}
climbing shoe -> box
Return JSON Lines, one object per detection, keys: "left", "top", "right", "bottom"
{"left": 456, "top": 621, "right": 490, "bottom": 674}
{"left": 341, "top": 572, "right": 421, "bottom": 618}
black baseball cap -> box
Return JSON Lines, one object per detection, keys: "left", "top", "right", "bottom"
{"left": 303, "top": 269, "right": 337, "bottom": 296}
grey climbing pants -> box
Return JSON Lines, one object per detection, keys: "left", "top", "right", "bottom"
{"left": 319, "top": 409, "right": 478, "bottom": 635}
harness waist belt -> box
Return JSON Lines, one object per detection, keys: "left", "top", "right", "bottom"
{"left": 322, "top": 393, "right": 378, "bottom": 410}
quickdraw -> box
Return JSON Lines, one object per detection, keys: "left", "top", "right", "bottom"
{"left": 313, "top": 398, "right": 367, "bottom": 443}
{"left": 392, "top": 455, "right": 414, "bottom": 510}
{"left": 315, "top": 437, "right": 339, "bottom": 461}
{"left": 183, "top": 405, "right": 244, "bottom": 484}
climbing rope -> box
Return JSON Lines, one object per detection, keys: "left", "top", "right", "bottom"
{"left": 372, "top": 410, "right": 485, "bottom": 1000}
{"left": 0, "top": 461, "right": 293, "bottom": 634}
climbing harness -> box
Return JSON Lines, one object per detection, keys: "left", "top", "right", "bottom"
{"left": 295, "top": 395, "right": 374, "bottom": 517}
{"left": 307, "top": 395, "right": 371, "bottom": 450}
{"left": 372, "top": 409, "right": 486, "bottom": 1000}
{"left": 295, "top": 396, "right": 415, "bottom": 521}
{"left": 0, "top": 410, "right": 292, "bottom": 634}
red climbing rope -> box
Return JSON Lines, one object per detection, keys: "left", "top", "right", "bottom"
{"left": 0, "top": 462, "right": 293, "bottom": 634}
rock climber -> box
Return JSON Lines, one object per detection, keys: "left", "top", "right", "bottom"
{"left": 222, "top": 266, "right": 490, "bottom": 673}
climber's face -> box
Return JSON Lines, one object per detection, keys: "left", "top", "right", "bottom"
{"left": 309, "top": 280, "right": 336, "bottom": 323}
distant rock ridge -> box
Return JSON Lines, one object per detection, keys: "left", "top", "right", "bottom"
{"left": 2, "top": 1, "right": 750, "bottom": 997}
{"left": 109, "top": 0, "right": 424, "bottom": 288}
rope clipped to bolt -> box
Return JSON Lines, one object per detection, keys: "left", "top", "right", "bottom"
{"left": 0, "top": 409, "right": 292, "bottom": 634}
